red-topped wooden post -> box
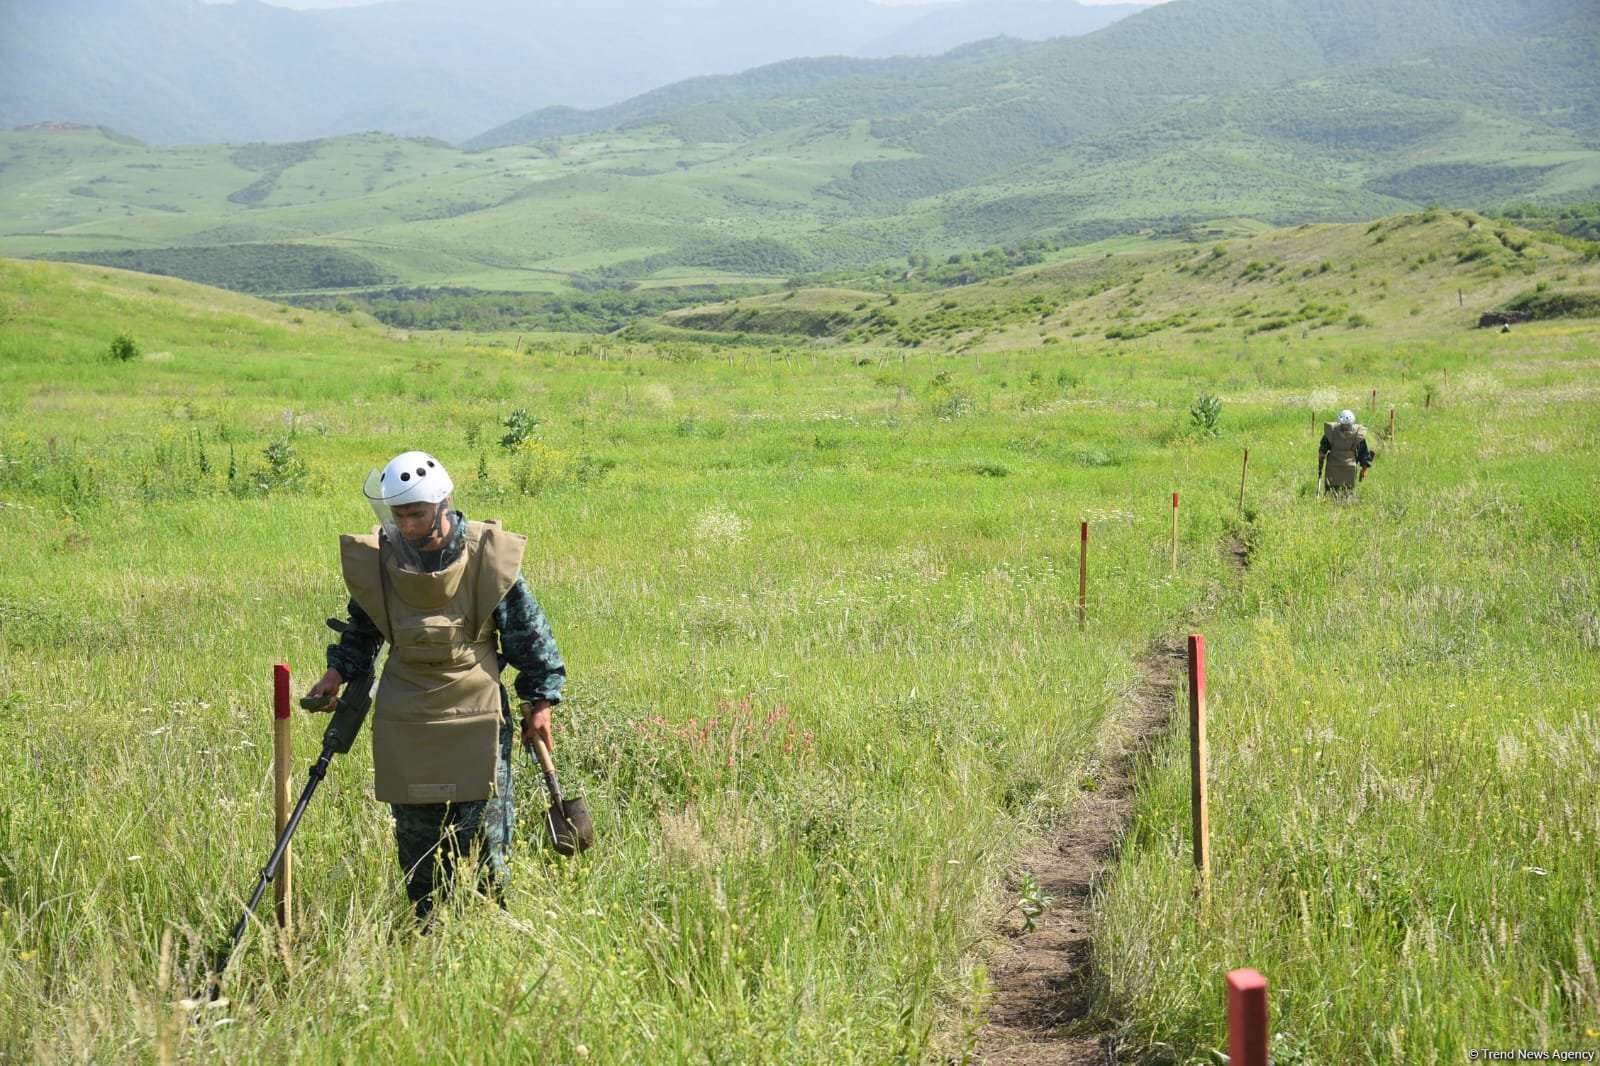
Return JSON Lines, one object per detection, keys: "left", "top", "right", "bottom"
{"left": 1227, "top": 968, "right": 1269, "bottom": 1066}
{"left": 1188, "top": 635, "right": 1209, "bottom": 882}
{"left": 1171, "top": 492, "right": 1179, "bottom": 571}
{"left": 1238, "top": 449, "right": 1249, "bottom": 514}
{"left": 1078, "top": 520, "right": 1088, "bottom": 630}
{"left": 273, "top": 664, "right": 293, "bottom": 931}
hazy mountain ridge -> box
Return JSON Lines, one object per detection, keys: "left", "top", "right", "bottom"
{"left": 2, "top": 0, "right": 1595, "bottom": 300}
{"left": 0, "top": 0, "right": 1150, "bottom": 145}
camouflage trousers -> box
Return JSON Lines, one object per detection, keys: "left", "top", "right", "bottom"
{"left": 390, "top": 708, "right": 517, "bottom": 921}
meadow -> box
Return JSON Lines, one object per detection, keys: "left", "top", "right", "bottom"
{"left": 1, "top": 245, "right": 1597, "bottom": 1063}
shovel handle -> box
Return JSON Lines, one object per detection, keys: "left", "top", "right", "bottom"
{"left": 528, "top": 736, "right": 565, "bottom": 804}
{"left": 530, "top": 736, "right": 558, "bottom": 777}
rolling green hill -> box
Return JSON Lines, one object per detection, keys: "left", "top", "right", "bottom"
{"left": 655, "top": 208, "right": 1600, "bottom": 347}
{"left": 2, "top": 0, "right": 1595, "bottom": 306}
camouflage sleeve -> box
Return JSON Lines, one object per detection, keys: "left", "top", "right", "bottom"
{"left": 496, "top": 576, "right": 566, "bottom": 706}
{"left": 326, "top": 598, "right": 383, "bottom": 679}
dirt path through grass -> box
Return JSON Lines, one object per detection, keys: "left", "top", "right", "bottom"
{"left": 976, "top": 636, "right": 1186, "bottom": 1064}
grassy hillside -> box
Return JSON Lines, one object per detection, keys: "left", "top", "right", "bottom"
{"left": 662, "top": 209, "right": 1600, "bottom": 348}
{"left": 2, "top": 0, "right": 1595, "bottom": 304}
{"left": 4, "top": 215, "right": 1600, "bottom": 1059}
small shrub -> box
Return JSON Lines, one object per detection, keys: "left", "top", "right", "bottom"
{"left": 253, "top": 435, "right": 306, "bottom": 492}
{"left": 1189, "top": 392, "right": 1223, "bottom": 438}
{"left": 1503, "top": 289, "right": 1600, "bottom": 320}
{"left": 108, "top": 333, "right": 139, "bottom": 362}
{"left": 499, "top": 407, "right": 539, "bottom": 451}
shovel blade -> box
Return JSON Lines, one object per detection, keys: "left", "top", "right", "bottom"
{"left": 548, "top": 795, "right": 595, "bottom": 857}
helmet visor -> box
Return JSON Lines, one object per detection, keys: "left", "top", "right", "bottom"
{"left": 362, "top": 468, "right": 429, "bottom": 571}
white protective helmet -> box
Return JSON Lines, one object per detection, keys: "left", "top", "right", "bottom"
{"left": 362, "top": 451, "right": 454, "bottom": 567}
{"left": 1338, "top": 409, "right": 1355, "bottom": 425}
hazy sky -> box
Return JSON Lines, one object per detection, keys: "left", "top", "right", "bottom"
{"left": 222, "top": 0, "right": 1162, "bottom": 6}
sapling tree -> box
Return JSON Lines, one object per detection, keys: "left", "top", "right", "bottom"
{"left": 1190, "top": 392, "right": 1223, "bottom": 437}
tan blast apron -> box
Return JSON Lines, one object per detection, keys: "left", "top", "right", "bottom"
{"left": 1322, "top": 421, "right": 1366, "bottom": 489}
{"left": 339, "top": 520, "right": 526, "bottom": 804}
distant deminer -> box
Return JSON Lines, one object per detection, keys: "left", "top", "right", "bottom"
{"left": 304, "top": 450, "right": 566, "bottom": 922}
{"left": 1317, "top": 409, "right": 1375, "bottom": 498}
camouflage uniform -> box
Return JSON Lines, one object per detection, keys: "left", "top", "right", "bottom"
{"left": 328, "top": 510, "right": 565, "bottom": 920}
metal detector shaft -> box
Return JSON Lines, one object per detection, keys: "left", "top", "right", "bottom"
{"left": 210, "top": 640, "right": 378, "bottom": 994}
{"left": 217, "top": 737, "right": 337, "bottom": 972}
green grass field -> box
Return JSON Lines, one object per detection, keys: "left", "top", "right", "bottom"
{"left": 1, "top": 234, "right": 1598, "bottom": 1062}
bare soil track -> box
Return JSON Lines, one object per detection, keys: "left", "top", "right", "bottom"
{"left": 976, "top": 636, "right": 1187, "bottom": 1065}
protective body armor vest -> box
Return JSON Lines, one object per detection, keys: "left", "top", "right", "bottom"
{"left": 1322, "top": 422, "right": 1366, "bottom": 488}
{"left": 339, "top": 520, "right": 526, "bottom": 804}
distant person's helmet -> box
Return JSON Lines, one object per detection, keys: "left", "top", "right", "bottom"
{"left": 1338, "top": 410, "right": 1355, "bottom": 425}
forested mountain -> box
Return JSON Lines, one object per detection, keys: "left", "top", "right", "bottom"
{"left": 2, "top": 0, "right": 1595, "bottom": 300}
{"left": 0, "top": 0, "right": 1145, "bottom": 145}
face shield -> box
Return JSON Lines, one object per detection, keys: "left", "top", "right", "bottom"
{"left": 363, "top": 461, "right": 453, "bottom": 572}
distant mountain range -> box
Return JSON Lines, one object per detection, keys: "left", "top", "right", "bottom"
{"left": 0, "top": 0, "right": 1146, "bottom": 145}
{"left": 1, "top": 0, "right": 1595, "bottom": 301}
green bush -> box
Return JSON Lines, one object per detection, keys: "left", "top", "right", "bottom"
{"left": 1189, "top": 392, "right": 1222, "bottom": 438}
{"left": 108, "top": 333, "right": 139, "bottom": 362}
{"left": 251, "top": 435, "right": 306, "bottom": 491}
{"left": 1503, "top": 289, "right": 1600, "bottom": 320}
{"left": 499, "top": 407, "right": 540, "bottom": 451}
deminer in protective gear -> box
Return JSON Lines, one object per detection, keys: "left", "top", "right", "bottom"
{"left": 1318, "top": 409, "right": 1375, "bottom": 497}
{"left": 304, "top": 451, "right": 566, "bottom": 921}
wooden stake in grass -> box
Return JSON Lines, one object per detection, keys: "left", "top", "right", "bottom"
{"left": 1188, "top": 634, "right": 1210, "bottom": 882}
{"left": 1237, "top": 449, "right": 1249, "bottom": 515}
{"left": 1388, "top": 406, "right": 1396, "bottom": 442}
{"left": 1226, "top": 969, "right": 1269, "bottom": 1066}
{"left": 272, "top": 664, "right": 293, "bottom": 932}
{"left": 1171, "top": 491, "right": 1179, "bottom": 571}
{"left": 1078, "top": 520, "right": 1088, "bottom": 630}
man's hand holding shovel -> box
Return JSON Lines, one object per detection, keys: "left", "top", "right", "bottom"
{"left": 520, "top": 699, "right": 593, "bottom": 856}
{"left": 520, "top": 699, "right": 553, "bottom": 751}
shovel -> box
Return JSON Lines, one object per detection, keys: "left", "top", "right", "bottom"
{"left": 526, "top": 736, "right": 595, "bottom": 857}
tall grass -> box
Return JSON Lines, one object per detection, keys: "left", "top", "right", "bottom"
{"left": 1, "top": 260, "right": 1215, "bottom": 1062}
{"left": 1098, "top": 367, "right": 1600, "bottom": 1059}
{"left": 2, "top": 257, "right": 1597, "bottom": 1062}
